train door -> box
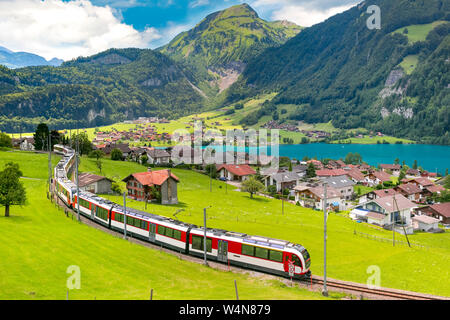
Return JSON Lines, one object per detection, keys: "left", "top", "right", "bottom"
{"left": 149, "top": 223, "right": 156, "bottom": 242}
{"left": 283, "top": 252, "right": 291, "bottom": 273}
{"left": 217, "top": 240, "right": 228, "bottom": 262}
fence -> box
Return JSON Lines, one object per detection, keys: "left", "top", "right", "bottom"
{"left": 353, "top": 230, "right": 429, "bottom": 249}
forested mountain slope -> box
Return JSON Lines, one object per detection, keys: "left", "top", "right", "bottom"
{"left": 227, "top": 0, "right": 450, "bottom": 144}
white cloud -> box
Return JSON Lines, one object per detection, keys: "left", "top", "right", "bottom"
{"left": 189, "top": 0, "right": 210, "bottom": 9}
{"left": 251, "top": 0, "right": 359, "bottom": 27}
{"left": 0, "top": 0, "right": 161, "bottom": 61}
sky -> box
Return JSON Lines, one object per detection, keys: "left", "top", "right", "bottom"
{"left": 0, "top": 0, "right": 360, "bottom": 61}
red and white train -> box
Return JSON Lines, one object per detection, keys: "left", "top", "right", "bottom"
{"left": 53, "top": 144, "right": 311, "bottom": 279}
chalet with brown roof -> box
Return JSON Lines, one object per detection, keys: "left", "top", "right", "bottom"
{"left": 122, "top": 169, "right": 179, "bottom": 204}
{"left": 365, "top": 170, "right": 391, "bottom": 186}
{"left": 216, "top": 164, "right": 256, "bottom": 182}
{"left": 409, "top": 177, "right": 434, "bottom": 190}
{"left": 315, "top": 169, "right": 347, "bottom": 177}
{"left": 395, "top": 183, "right": 422, "bottom": 201}
{"left": 344, "top": 169, "right": 365, "bottom": 183}
{"left": 380, "top": 164, "right": 401, "bottom": 175}
{"left": 294, "top": 184, "right": 342, "bottom": 211}
{"left": 359, "top": 194, "right": 416, "bottom": 229}
{"left": 415, "top": 202, "right": 450, "bottom": 224}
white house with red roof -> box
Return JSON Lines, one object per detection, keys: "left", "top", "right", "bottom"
{"left": 216, "top": 164, "right": 256, "bottom": 182}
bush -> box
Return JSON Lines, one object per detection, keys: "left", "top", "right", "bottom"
{"left": 111, "top": 182, "right": 122, "bottom": 195}
{"left": 225, "top": 109, "right": 235, "bottom": 115}
{"left": 111, "top": 148, "right": 123, "bottom": 161}
{"left": 234, "top": 103, "right": 244, "bottom": 110}
{"left": 267, "top": 185, "right": 277, "bottom": 195}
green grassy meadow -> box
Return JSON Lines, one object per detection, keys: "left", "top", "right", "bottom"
{"left": 392, "top": 21, "right": 448, "bottom": 44}
{"left": 0, "top": 150, "right": 335, "bottom": 300}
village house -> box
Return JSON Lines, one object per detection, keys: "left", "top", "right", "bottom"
{"left": 78, "top": 173, "right": 113, "bottom": 194}
{"left": 414, "top": 202, "right": 450, "bottom": 225}
{"left": 380, "top": 164, "right": 401, "bottom": 176}
{"left": 306, "top": 159, "right": 324, "bottom": 170}
{"left": 343, "top": 168, "right": 366, "bottom": 184}
{"left": 406, "top": 168, "right": 421, "bottom": 177}
{"left": 320, "top": 175, "right": 355, "bottom": 200}
{"left": 408, "top": 177, "right": 434, "bottom": 190}
{"left": 263, "top": 170, "right": 305, "bottom": 193}
{"left": 411, "top": 215, "right": 440, "bottom": 232}
{"left": 146, "top": 148, "right": 171, "bottom": 165}
{"left": 365, "top": 170, "right": 391, "bottom": 186}
{"left": 294, "top": 184, "right": 342, "bottom": 211}
{"left": 20, "top": 137, "right": 35, "bottom": 151}
{"left": 358, "top": 188, "right": 399, "bottom": 204}
{"left": 216, "top": 164, "right": 256, "bottom": 182}
{"left": 358, "top": 194, "right": 416, "bottom": 232}
{"left": 122, "top": 169, "right": 179, "bottom": 205}
{"left": 394, "top": 183, "right": 422, "bottom": 202}
{"left": 315, "top": 169, "right": 347, "bottom": 177}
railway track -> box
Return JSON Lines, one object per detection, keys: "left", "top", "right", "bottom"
{"left": 53, "top": 194, "right": 449, "bottom": 301}
{"left": 298, "top": 276, "right": 447, "bottom": 300}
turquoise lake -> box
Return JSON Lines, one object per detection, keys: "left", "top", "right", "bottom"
{"left": 195, "top": 143, "right": 450, "bottom": 175}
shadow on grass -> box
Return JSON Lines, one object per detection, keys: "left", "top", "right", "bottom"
{"left": 0, "top": 214, "right": 32, "bottom": 223}
{"left": 244, "top": 195, "right": 270, "bottom": 203}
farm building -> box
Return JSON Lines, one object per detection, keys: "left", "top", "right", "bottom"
{"left": 78, "top": 173, "right": 113, "bottom": 194}
{"left": 412, "top": 215, "right": 440, "bottom": 232}
{"left": 122, "top": 169, "right": 179, "bottom": 205}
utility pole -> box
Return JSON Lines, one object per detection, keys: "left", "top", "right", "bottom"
{"left": 209, "top": 166, "right": 212, "bottom": 192}
{"left": 322, "top": 182, "right": 328, "bottom": 297}
{"left": 203, "top": 206, "right": 211, "bottom": 266}
{"left": 48, "top": 133, "right": 52, "bottom": 195}
{"left": 123, "top": 192, "right": 127, "bottom": 239}
{"left": 281, "top": 175, "right": 284, "bottom": 215}
{"left": 76, "top": 136, "right": 80, "bottom": 222}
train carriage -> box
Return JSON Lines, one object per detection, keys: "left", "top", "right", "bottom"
{"left": 52, "top": 144, "right": 312, "bottom": 280}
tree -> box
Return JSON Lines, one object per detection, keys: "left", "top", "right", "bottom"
{"left": 444, "top": 175, "right": 450, "bottom": 189}
{"left": 96, "top": 159, "right": 103, "bottom": 174}
{"left": 88, "top": 150, "right": 104, "bottom": 160}
{"left": 398, "top": 169, "right": 406, "bottom": 183}
{"left": 70, "top": 132, "right": 92, "bottom": 156}
{"left": 33, "top": 123, "right": 49, "bottom": 151}
{"left": 413, "top": 160, "right": 418, "bottom": 170}
{"left": 50, "top": 130, "right": 61, "bottom": 149}
{"left": 306, "top": 162, "right": 316, "bottom": 178}
{"left": 111, "top": 148, "right": 123, "bottom": 161}
{"left": 111, "top": 182, "right": 122, "bottom": 195}
{"left": 141, "top": 155, "right": 148, "bottom": 165}
{"left": 0, "top": 162, "right": 27, "bottom": 217}
{"left": 288, "top": 161, "right": 293, "bottom": 172}
{"left": 0, "top": 131, "right": 12, "bottom": 148}
{"left": 205, "top": 164, "right": 217, "bottom": 179}
{"left": 394, "top": 158, "right": 399, "bottom": 165}
{"left": 241, "top": 177, "right": 265, "bottom": 199}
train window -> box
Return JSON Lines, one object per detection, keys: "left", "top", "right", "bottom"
{"left": 141, "top": 221, "right": 148, "bottom": 230}
{"left": 255, "top": 247, "right": 269, "bottom": 259}
{"left": 157, "top": 225, "right": 166, "bottom": 235}
{"left": 115, "top": 213, "right": 124, "bottom": 223}
{"left": 192, "top": 235, "right": 202, "bottom": 250}
{"left": 173, "top": 230, "right": 182, "bottom": 240}
{"left": 292, "top": 255, "right": 302, "bottom": 267}
{"left": 192, "top": 235, "right": 212, "bottom": 252}
{"left": 269, "top": 250, "right": 283, "bottom": 262}
{"left": 79, "top": 199, "right": 90, "bottom": 209}
{"left": 95, "top": 206, "right": 108, "bottom": 221}
{"left": 241, "top": 244, "right": 255, "bottom": 256}
{"left": 165, "top": 227, "right": 174, "bottom": 238}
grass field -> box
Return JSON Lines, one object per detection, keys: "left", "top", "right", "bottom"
{"left": 392, "top": 21, "right": 448, "bottom": 44}
{"left": 330, "top": 135, "right": 414, "bottom": 145}
{"left": 399, "top": 55, "right": 419, "bottom": 75}
{"left": 0, "top": 150, "right": 336, "bottom": 300}
{"left": 71, "top": 155, "right": 450, "bottom": 297}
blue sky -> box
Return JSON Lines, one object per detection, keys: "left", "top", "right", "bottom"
{"left": 0, "top": 0, "right": 359, "bottom": 60}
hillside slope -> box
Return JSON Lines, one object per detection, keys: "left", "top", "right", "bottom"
{"left": 227, "top": 0, "right": 450, "bottom": 144}
{"left": 0, "top": 48, "right": 204, "bottom": 132}
{"left": 159, "top": 3, "right": 302, "bottom": 95}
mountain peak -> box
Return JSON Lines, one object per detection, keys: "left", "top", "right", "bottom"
{"left": 220, "top": 3, "right": 259, "bottom": 19}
